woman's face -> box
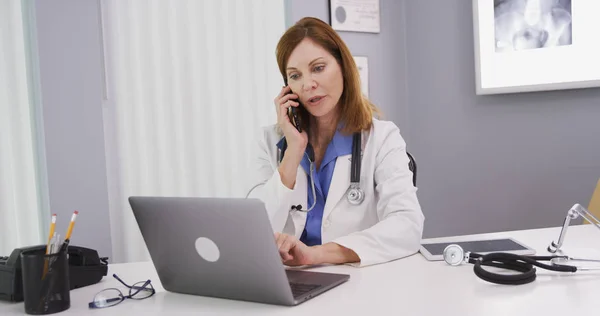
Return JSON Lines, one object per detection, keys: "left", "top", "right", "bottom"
{"left": 285, "top": 38, "right": 344, "bottom": 121}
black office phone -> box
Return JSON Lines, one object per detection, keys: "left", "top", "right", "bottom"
{"left": 0, "top": 244, "right": 108, "bottom": 302}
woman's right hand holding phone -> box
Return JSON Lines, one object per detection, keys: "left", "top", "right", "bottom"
{"left": 274, "top": 85, "right": 308, "bottom": 189}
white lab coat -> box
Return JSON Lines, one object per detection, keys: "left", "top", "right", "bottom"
{"left": 246, "top": 118, "right": 425, "bottom": 267}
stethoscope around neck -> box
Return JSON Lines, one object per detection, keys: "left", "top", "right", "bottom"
{"left": 279, "top": 132, "right": 364, "bottom": 213}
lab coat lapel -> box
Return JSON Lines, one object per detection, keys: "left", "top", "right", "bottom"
{"left": 323, "top": 155, "right": 351, "bottom": 219}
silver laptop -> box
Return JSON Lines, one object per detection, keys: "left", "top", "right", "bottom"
{"left": 128, "top": 196, "right": 350, "bottom": 306}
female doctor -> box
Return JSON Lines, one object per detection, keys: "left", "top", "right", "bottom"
{"left": 247, "top": 17, "right": 424, "bottom": 268}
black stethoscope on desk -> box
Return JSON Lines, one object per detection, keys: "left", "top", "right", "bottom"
{"left": 278, "top": 132, "right": 364, "bottom": 213}
{"left": 443, "top": 244, "right": 600, "bottom": 285}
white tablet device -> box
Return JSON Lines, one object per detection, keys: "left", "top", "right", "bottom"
{"left": 419, "top": 238, "right": 536, "bottom": 261}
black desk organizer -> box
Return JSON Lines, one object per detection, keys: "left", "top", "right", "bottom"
{"left": 0, "top": 244, "right": 108, "bottom": 302}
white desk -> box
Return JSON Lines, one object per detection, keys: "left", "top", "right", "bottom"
{"left": 2, "top": 225, "right": 599, "bottom": 315}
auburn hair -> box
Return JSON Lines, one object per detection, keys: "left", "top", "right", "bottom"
{"left": 275, "top": 17, "right": 380, "bottom": 135}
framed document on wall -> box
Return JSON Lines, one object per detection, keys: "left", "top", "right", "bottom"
{"left": 472, "top": 0, "right": 600, "bottom": 95}
{"left": 329, "top": 0, "right": 380, "bottom": 33}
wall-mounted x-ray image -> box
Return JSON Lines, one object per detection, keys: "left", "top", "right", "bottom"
{"left": 494, "top": 0, "right": 572, "bottom": 52}
{"left": 473, "top": 0, "right": 600, "bottom": 95}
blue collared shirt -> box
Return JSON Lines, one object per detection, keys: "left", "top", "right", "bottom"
{"left": 277, "top": 129, "right": 353, "bottom": 246}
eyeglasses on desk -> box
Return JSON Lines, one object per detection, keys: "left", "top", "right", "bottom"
{"left": 88, "top": 273, "right": 155, "bottom": 309}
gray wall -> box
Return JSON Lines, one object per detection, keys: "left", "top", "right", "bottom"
{"left": 34, "top": 0, "right": 112, "bottom": 257}
{"left": 288, "top": 0, "right": 600, "bottom": 238}
{"left": 405, "top": 0, "right": 600, "bottom": 238}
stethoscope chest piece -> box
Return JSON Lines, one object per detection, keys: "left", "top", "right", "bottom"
{"left": 346, "top": 183, "right": 364, "bottom": 205}
{"left": 443, "top": 244, "right": 467, "bottom": 266}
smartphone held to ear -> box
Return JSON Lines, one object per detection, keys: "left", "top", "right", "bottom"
{"left": 285, "top": 87, "right": 303, "bottom": 133}
{"left": 287, "top": 106, "right": 302, "bottom": 133}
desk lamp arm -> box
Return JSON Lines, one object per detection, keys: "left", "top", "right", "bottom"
{"left": 548, "top": 204, "right": 600, "bottom": 253}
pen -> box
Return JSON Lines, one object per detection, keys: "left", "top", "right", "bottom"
{"left": 43, "top": 232, "right": 56, "bottom": 279}
{"left": 48, "top": 233, "right": 56, "bottom": 255}
{"left": 52, "top": 234, "right": 61, "bottom": 255}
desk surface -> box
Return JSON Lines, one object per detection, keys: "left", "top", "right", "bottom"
{"left": 2, "top": 224, "right": 600, "bottom": 315}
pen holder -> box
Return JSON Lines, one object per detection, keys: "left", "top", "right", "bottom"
{"left": 20, "top": 248, "right": 70, "bottom": 315}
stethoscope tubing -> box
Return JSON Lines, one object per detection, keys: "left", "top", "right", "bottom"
{"left": 469, "top": 252, "right": 577, "bottom": 285}
{"left": 279, "top": 132, "right": 364, "bottom": 212}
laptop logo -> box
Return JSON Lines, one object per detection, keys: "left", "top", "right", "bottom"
{"left": 195, "top": 237, "right": 220, "bottom": 262}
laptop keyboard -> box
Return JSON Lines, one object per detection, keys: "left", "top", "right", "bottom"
{"left": 290, "top": 282, "right": 320, "bottom": 298}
